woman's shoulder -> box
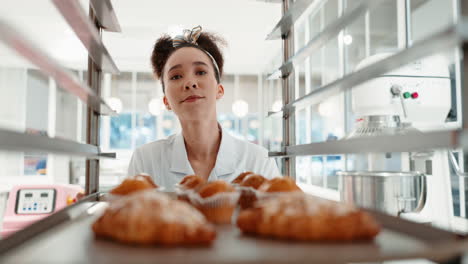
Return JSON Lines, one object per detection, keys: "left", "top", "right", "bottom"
{"left": 227, "top": 133, "right": 268, "bottom": 158}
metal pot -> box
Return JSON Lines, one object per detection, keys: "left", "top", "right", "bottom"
{"left": 336, "top": 171, "right": 426, "bottom": 215}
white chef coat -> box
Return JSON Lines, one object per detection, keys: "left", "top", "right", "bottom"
{"left": 127, "top": 127, "right": 280, "bottom": 191}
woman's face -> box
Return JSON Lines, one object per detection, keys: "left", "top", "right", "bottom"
{"left": 162, "top": 47, "right": 224, "bottom": 121}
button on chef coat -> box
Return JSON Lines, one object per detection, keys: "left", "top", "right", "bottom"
{"left": 127, "top": 127, "right": 281, "bottom": 191}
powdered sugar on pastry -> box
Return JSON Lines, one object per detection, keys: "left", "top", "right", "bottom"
{"left": 237, "top": 193, "right": 381, "bottom": 241}
{"left": 93, "top": 190, "right": 216, "bottom": 245}
{"left": 258, "top": 193, "right": 355, "bottom": 217}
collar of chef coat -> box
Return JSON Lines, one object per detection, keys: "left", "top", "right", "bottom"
{"left": 169, "top": 126, "right": 236, "bottom": 178}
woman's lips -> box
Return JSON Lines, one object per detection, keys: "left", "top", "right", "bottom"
{"left": 182, "top": 96, "right": 204, "bottom": 103}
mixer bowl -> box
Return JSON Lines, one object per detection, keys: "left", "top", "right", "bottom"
{"left": 337, "top": 171, "right": 426, "bottom": 215}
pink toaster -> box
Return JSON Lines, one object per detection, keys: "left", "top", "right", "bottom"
{"left": 1, "top": 184, "right": 84, "bottom": 238}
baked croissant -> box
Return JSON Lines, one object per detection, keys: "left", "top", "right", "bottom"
{"left": 237, "top": 193, "right": 380, "bottom": 241}
{"left": 93, "top": 191, "right": 216, "bottom": 245}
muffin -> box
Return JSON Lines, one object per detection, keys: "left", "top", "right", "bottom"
{"left": 176, "top": 175, "right": 206, "bottom": 203}
{"left": 258, "top": 177, "right": 301, "bottom": 193}
{"left": 179, "top": 175, "right": 205, "bottom": 190}
{"left": 231, "top": 171, "right": 254, "bottom": 184}
{"left": 238, "top": 174, "right": 267, "bottom": 209}
{"left": 110, "top": 174, "right": 158, "bottom": 196}
{"left": 199, "top": 181, "right": 235, "bottom": 198}
{"left": 240, "top": 174, "right": 267, "bottom": 189}
{"left": 193, "top": 181, "right": 239, "bottom": 224}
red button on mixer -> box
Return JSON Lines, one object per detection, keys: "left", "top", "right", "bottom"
{"left": 411, "top": 92, "right": 419, "bottom": 99}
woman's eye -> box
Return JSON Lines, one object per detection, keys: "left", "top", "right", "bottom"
{"left": 196, "top": 71, "right": 207, "bottom": 75}
{"left": 170, "top": 75, "right": 182, "bottom": 80}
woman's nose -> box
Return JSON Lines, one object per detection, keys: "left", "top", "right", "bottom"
{"left": 184, "top": 82, "right": 197, "bottom": 90}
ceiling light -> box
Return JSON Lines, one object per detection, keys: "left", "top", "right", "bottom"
{"left": 232, "top": 100, "right": 249, "bottom": 118}
{"left": 343, "top": 34, "right": 353, "bottom": 45}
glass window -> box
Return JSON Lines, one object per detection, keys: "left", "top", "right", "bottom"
{"left": 264, "top": 115, "right": 283, "bottom": 153}
{"left": 135, "top": 73, "right": 159, "bottom": 145}
{"left": 296, "top": 155, "right": 344, "bottom": 190}
{"left": 247, "top": 115, "right": 260, "bottom": 144}
{"left": 218, "top": 74, "right": 235, "bottom": 115}
{"left": 264, "top": 78, "right": 283, "bottom": 152}
{"left": 56, "top": 84, "right": 78, "bottom": 141}
{"left": 308, "top": 5, "right": 321, "bottom": 41}
{"left": 0, "top": 68, "right": 27, "bottom": 132}
{"left": 295, "top": 64, "right": 306, "bottom": 100}
{"left": 309, "top": 50, "right": 322, "bottom": 91}
{"left": 369, "top": 1, "right": 398, "bottom": 55}
{"left": 162, "top": 112, "right": 178, "bottom": 138}
{"left": 323, "top": 37, "right": 341, "bottom": 85}
{"left": 25, "top": 70, "right": 49, "bottom": 133}
{"left": 323, "top": 0, "right": 339, "bottom": 28}
{"left": 109, "top": 113, "right": 132, "bottom": 149}
{"left": 294, "top": 20, "right": 306, "bottom": 53}
{"left": 411, "top": 0, "right": 454, "bottom": 43}
{"left": 134, "top": 114, "right": 156, "bottom": 148}
{"left": 238, "top": 75, "right": 259, "bottom": 113}
{"left": 106, "top": 72, "right": 133, "bottom": 150}
{"left": 344, "top": 15, "right": 366, "bottom": 74}
{"left": 219, "top": 113, "right": 236, "bottom": 135}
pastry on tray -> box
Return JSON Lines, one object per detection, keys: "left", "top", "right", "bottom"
{"left": 193, "top": 180, "right": 239, "bottom": 224}
{"left": 198, "top": 180, "right": 235, "bottom": 198}
{"left": 231, "top": 171, "right": 254, "bottom": 184}
{"left": 179, "top": 175, "right": 206, "bottom": 190}
{"left": 176, "top": 175, "right": 206, "bottom": 203}
{"left": 258, "top": 177, "right": 302, "bottom": 193}
{"left": 238, "top": 174, "right": 267, "bottom": 209}
{"left": 237, "top": 193, "right": 380, "bottom": 241}
{"left": 93, "top": 191, "right": 216, "bottom": 245}
{"left": 109, "top": 174, "right": 158, "bottom": 196}
{"left": 240, "top": 174, "right": 267, "bottom": 190}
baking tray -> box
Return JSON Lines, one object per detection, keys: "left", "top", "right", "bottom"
{"left": 0, "top": 198, "right": 467, "bottom": 264}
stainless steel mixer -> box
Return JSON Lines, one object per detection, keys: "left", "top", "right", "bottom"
{"left": 337, "top": 171, "right": 426, "bottom": 215}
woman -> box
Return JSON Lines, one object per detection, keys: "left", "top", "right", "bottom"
{"left": 127, "top": 26, "right": 280, "bottom": 190}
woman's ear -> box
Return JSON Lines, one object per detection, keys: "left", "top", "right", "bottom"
{"left": 163, "top": 96, "right": 172, "bottom": 110}
{"left": 216, "top": 84, "right": 224, "bottom": 100}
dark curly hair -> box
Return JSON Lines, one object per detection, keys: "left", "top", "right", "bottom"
{"left": 151, "top": 32, "right": 226, "bottom": 93}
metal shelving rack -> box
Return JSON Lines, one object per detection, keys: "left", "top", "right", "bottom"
{"left": 0, "top": 0, "right": 120, "bottom": 194}
{"left": 268, "top": 0, "right": 468, "bottom": 172}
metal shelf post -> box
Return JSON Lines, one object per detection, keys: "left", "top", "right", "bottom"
{"left": 85, "top": 7, "right": 102, "bottom": 195}
{"left": 281, "top": 0, "right": 296, "bottom": 179}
